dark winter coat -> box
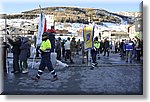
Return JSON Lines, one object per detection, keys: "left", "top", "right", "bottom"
{"left": 55, "top": 40, "right": 61, "bottom": 52}
{"left": 103, "top": 40, "right": 110, "bottom": 49}
{"left": 70, "top": 40, "right": 76, "bottom": 52}
{"left": 19, "top": 41, "right": 31, "bottom": 61}
{"left": 119, "top": 41, "right": 124, "bottom": 49}
{"left": 46, "top": 32, "right": 55, "bottom": 52}
{"left": 8, "top": 38, "right": 21, "bottom": 54}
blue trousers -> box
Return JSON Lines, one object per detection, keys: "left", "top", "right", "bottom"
{"left": 36, "top": 53, "right": 57, "bottom": 79}
{"left": 39, "top": 53, "right": 54, "bottom": 72}
{"left": 91, "top": 49, "right": 97, "bottom": 63}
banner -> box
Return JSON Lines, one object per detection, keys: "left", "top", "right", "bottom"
{"left": 83, "top": 25, "right": 95, "bottom": 50}
{"left": 36, "top": 12, "right": 47, "bottom": 47}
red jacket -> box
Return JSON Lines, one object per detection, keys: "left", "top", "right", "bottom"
{"left": 47, "top": 29, "right": 56, "bottom": 33}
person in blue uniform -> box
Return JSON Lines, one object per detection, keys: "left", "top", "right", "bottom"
{"left": 32, "top": 33, "right": 58, "bottom": 82}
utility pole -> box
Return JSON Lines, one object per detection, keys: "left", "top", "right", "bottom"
{"left": 4, "top": 14, "right": 7, "bottom": 42}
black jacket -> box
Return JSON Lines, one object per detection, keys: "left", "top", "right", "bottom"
{"left": 103, "top": 40, "right": 109, "bottom": 49}
{"left": 8, "top": 38, "right": 21, "bottom": 54}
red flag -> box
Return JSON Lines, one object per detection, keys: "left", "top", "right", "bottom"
{"left": 43, "top": 18, "right": 47, "bottom": 33}
{"left": 36, "top": 13, "right": 46, "bottom": 46}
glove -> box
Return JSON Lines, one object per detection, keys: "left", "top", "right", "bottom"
{"left": 93, "top": 47, "right": 96, "bottom": 51}
{"left": 38, "top": 49, "right": 42, "bottom": 54}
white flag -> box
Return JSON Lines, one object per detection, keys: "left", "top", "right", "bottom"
{"left": 36, "top": 12, "right": 46, "bottom": 47}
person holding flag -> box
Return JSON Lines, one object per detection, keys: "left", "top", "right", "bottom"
{"left": 90, "top": 36, "right": 100, "bottom": 70}
{"left": 32, "top": 7, "right": 58, "bottom": 81}
{"left": 32, "top": 33, "right": 58, "bottom": 82}
{"left": 83, "top": 25, "right": 100, "bottom": 70}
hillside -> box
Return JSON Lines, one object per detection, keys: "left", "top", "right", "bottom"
{"left": 4, "top": 6, "right": 135, "bottom": 24}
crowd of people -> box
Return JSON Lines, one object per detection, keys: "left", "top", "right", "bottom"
{"left": 54, "top": 36, "right": 143, "bottom": 68}
{"left": 1, "top": 29, "right": 143, "bottom": 81}
{"left": 55, "top": 36, "right": 81, "bottom": 64}
{"left": 119, "top": 37, "right": 143, "bottom": 63}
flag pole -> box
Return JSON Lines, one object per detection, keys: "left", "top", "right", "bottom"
{"left": 39, "top": 5, "right": 42, "bottom": 13}
{"left": 31, "top": 5, "right": 43, "bottom": 69}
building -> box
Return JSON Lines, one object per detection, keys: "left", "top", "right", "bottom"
{"left": 111, "top": 31, "right": 129, "bottom": 39}
{"left": 45, "top": 15, "right": 55, "bottom": 29}
{"left": 100, "top": 30, "right": 111, "bottom": 39}
{"left": 128, "top": 1, "right": 143, "bottom": 40}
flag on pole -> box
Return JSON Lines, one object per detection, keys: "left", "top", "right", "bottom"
{"left": 83, "top": 25, "right": 95, "bottom": 50}
{"left": 43, "top": 18, "right": 47, "bottom": 32}
{"left": 36, "top": 12, "right": 47, "bottom": 47}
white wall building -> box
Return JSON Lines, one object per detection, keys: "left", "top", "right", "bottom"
{"left": 45, "top": 15, "right": 54, "bottom": 29}
{"left": 128, "top": 25, "right": 136, "bottom": 39}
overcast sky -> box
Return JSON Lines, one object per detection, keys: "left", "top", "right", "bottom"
{"left": 0, "top": 0, "right": 142, "bottom": 14}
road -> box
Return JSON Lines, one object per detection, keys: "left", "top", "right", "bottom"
{"left": 2, "top": 52, "right": 143, "bottom": 95}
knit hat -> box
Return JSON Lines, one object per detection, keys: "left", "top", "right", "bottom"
{"left": 42, "top": 33, "right": 48, "bottom": 39}
{"left": 23, "top": 37, "right": 29, "bottom": 43}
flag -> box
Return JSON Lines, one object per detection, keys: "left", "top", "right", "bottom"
{"left": 43, "top": 18, "right": 47, "bottom": 32}
{"left": 36, "top": 12, "right": 47, "bottom": 47}
{"left": 83, "top": 25, "right": 95, "bottom": 50}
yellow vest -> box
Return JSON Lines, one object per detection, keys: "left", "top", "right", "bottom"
{"left": 94, "top": 41, "right": 100, "bottom": 49}
{"left": 40, "top": 39, "right": 51, "bottom": 52}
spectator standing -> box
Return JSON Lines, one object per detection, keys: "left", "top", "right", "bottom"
{"left": 111, "top": 40, "right": 115, "bottom": 53}
{"left": 103, "top": 38, "right": 110, "bottom": 57}
{"left": 47, "top": 26, "right": 56, "bottom": 34}
{"left": 19, "top": 37, "right": 31, "bottom": 74}
{"left": 61, "top": 39, "right": 66, "bottom": 58}
{"left": 125, "top": 39, "right": 134, "bottom": 63}
{"left": 119, "top": 39, "right": 125, "bottom": 58}
{"left": 64, "top": 37, "right": 74, "bottom": 63}
{"left": 55, "top": 37, "right": 62, "bottom": 60}
{"left": 76, "top": 39, "right": 81, "bottom": 55}
{"left": 70, "top": 37, "right": 76, "bottom": 57}
{"left": 99, "top": 40, "right": 104, "bottom": 54}
{"left": 135, "top": 38, "right": 142, "bottom": 61}
{"left": 8, "top": 36, "right": 21, "bottom": 74}
{"left": 47, "top": 26, "right": 56, "bottom": 53}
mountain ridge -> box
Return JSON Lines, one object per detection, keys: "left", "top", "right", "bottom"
{"left": 3, "top": 6, "right": 138, "bottom": 24}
